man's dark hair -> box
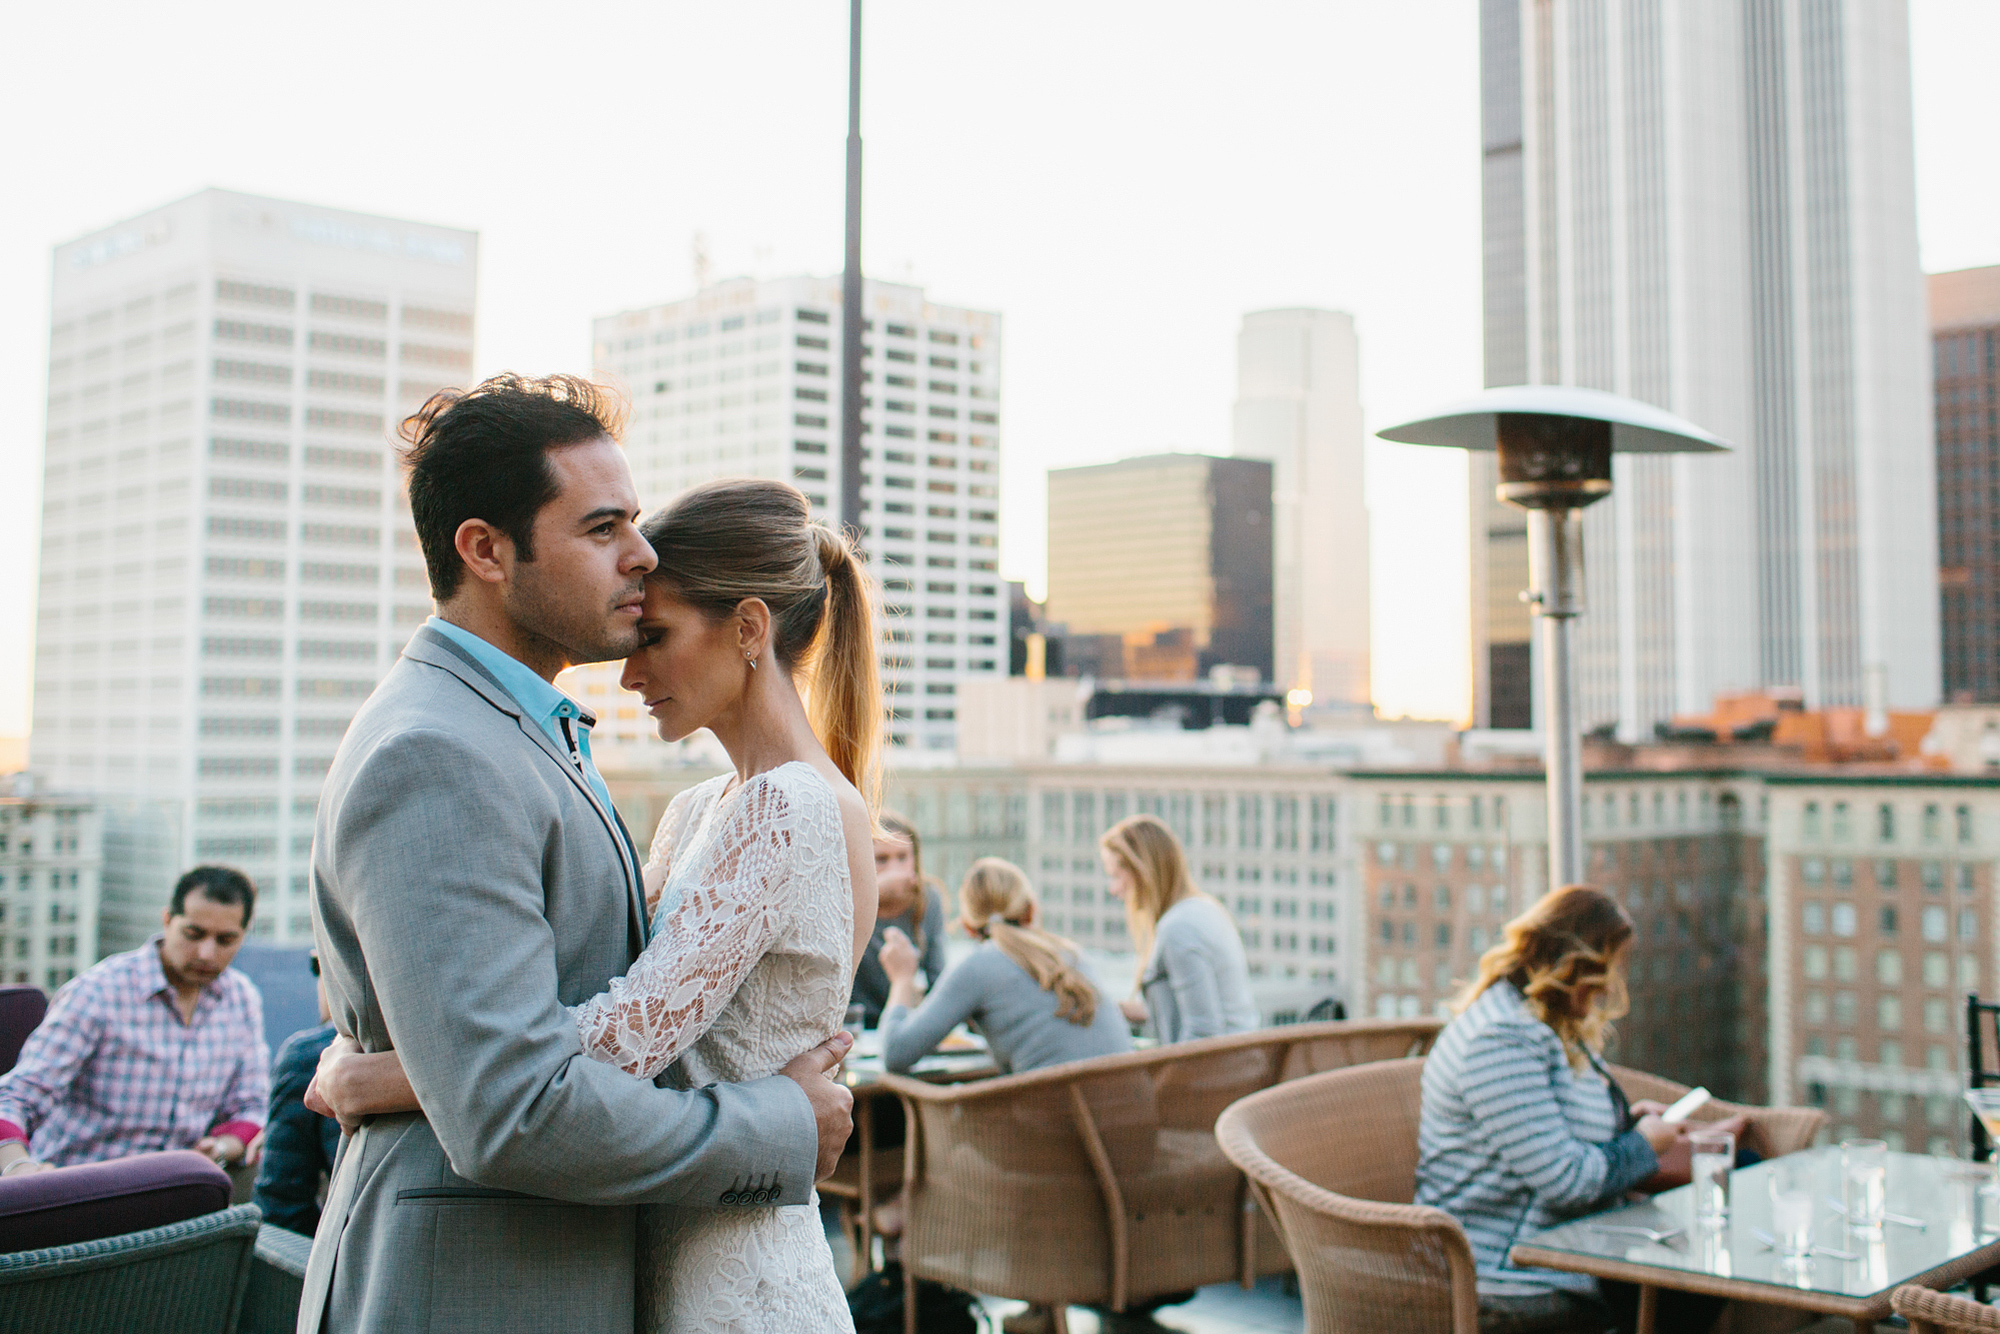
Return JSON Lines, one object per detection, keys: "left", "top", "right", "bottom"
{"left": 400, "top": 373, "right": 628, "bottom": 599}
{"left": 171, "top": 865, "right": 257, "bottom": 928}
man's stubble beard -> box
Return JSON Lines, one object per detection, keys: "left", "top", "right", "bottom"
{"left": 507, "top": 562, "right": 645, "bottom": 668}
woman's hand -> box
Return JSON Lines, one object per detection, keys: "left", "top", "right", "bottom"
{"left": 1118, "top": 997, "right": 1149, "bottom": 1026}
{"left": 881, "top": 927, "right": 926, "bottom": 1011}
{"left": 1635, "top": 1112, "right": 1685, "bottom": 1156}
{"left": 1629, "top": 1099, "right": 1671, "bottom": 1120}
{"left": 879, "top": 927, "right": 919, "bottom": 986}
{"left": 308, "top": 1036, "right": 420, "bottom": 1131}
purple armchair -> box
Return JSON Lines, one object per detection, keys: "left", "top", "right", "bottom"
{"left": 0, "top": 1150, "right": 233, "bottom": 1253}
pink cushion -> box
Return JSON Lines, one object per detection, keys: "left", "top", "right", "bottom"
{"left": 0, "top": 1150, "right": 232, "bottom": 1252}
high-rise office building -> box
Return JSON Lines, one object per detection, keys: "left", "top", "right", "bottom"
{"left": 32, "top": 189, "right": 476, "bottom": 949}
{"left": 583, "top": 275, "right": 1003, "bottom": 754}
{"left": 0, "top": 783, "right": 103, "bottom": 989}
{"left": 1472, "top": 0, "right": 1937, "bottom": 735}
{"left": 1045, "top": 453, "right": 1273, "bottom": 683}
{"left": 1232, "top": 310, "right": 1370, "bottom": 706}
{"left": 1933, "top": 266, "right": 2000, "bottom": 702}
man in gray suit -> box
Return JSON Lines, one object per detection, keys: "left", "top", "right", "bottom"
{"left": 301, "top": 375, "right": 853, "bottom": 1333}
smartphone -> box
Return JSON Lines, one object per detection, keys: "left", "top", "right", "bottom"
{"left": 1661, "top": 1086, "right": 1712, "bottom": 1124}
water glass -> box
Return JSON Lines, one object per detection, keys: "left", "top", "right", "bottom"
{"left": 1690, "top": 1128, "right": 1735, "bottom": 1226}
{"left": 1841, "top": 1138, "right": 1888, "bottom": 1232}
{"left": 1769, "top": 1159, "right": 1815, "bottom": 1258}
{"left": 843, "top": 1003, "right": 868, "bottom": 1042}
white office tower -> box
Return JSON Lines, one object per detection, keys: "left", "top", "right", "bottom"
{"left": 0, "top": 781, "right": 103, "bottom": 989}
{"left": 585, "top": 275, "right": 1004, "bottom": 755}
{"left": 32, "top": 189, "right": 476, "bottom": 950}
{"left": 1232, "top": 309, "right": 1371, "bottom": 708}
{"left": 1471, "top": 0, "right": 1937, "bottom": 737}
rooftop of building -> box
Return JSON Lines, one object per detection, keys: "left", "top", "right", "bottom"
{"left": 1930, "top": 263, "right": 2000, "bottom": 331}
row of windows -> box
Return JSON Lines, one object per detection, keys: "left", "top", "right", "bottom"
{"left": 1375, "top": 882, "right": 1517, "bottom": 916}
{"left": 1798, "top": 899, "right": 1977, "bottom": 943}
{"left": 1799, "top": 1034, "right": 1955, "bottom": 1071}
{"left": 1798, "top": 858, "right": 1975, "bottom": 891}
{"left": 1799, "top": 989, "right": 1958, "bottom": 1033}
{"left": 1378, "top": 792, "right": 1516, "bottom": 831}
{"left": 1373, "top": 841, "right": 1512, "bottom": 873}
{"left": 1800, "top": 799, "right": 1976, "bottom": 846}
{"left": 1040, "top": 790, "right": 1339, "bottom": 852}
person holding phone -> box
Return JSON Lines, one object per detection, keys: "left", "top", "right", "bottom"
{"left": 1416, "top": 885, "right": 1738, "bottom": 1334}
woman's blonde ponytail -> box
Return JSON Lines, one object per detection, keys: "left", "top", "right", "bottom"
{"left": 807, "top": 523, "right": 882, "bottom": 812}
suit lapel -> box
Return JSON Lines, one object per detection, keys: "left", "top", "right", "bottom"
{"left": 403, "top": 628, "right": 645, "bottom": 937}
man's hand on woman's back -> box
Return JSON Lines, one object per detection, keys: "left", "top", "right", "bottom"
{"left": 780, "top": 1032, "right": 855, "bottom": 1182}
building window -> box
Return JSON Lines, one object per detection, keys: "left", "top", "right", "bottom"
{"left": 1803, "top": 802, "right": 1822, "bottom": 839}
{"left": 1832, "top": 802, "right": 1851, "bottom": 841}
{"left": 1958, "top": 805, "right": 1975, "bottom": 844}
{"left": 1923, "top": 804, "right": 1942, "bottom": 843}
{"left": 1877, "top": 804, "right": 1896, "bottom": 843}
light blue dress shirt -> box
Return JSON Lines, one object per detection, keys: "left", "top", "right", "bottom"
{"left": 425, "top": 616, "right": 617, "bottom": 815}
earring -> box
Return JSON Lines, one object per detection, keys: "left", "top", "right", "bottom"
{"left": 746, "top": 655, "right": 757, "bottom": 671}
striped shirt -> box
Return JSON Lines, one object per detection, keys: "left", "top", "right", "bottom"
{"left": 1415, "top": 981, "right": 1657, "bottom": 1296}
{"left": 0, "top": 937, "right": 269, "bottom": 1166}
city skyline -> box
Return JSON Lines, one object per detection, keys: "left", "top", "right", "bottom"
{"left": 0, "top": 2, "right": 1995, "bottom": 742}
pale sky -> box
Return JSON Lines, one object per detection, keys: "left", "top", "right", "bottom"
{"left": 0, "top": 1, "right": 1994, "bottom": 739}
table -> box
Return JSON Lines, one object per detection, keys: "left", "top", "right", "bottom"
{"left": 1510, "top": 1148, "right": 2000, "bottom": 1334}
{"left": 823, "top": 1045, "right": 995, "bottom": 1283}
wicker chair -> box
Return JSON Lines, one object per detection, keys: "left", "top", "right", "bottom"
{"left": 880, "top": 1017, "right": 1442, "bottom": 1334}
{"left": 0, "top": 1202, "right": 260, "bottom": 1333}
{"left": 1214, "top": 1059, "right": 1834, "bottom": 1334}
{"left": 1895, "top": 1285, "right": 2000, "bottom": 1333}
{"left": 239, "top": 1223, "right": 314, "bottom": 1334}
{"left": 1217, "top": 1057, "right": 1475, "bottom": 1334}
{"left": 1607, "top": 1065, "right": 1828, "bottom": 1158}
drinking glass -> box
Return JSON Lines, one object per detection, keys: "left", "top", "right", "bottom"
{"left": 1690, "top": 1128, "right": 1735, "bottom": 1226}
{"left": 1769, "top": 1158, "right": 1815, "bottom": 1259}
{"left": 844, "top": 1003, "right": 869, "bottom": 1043}
{"left": 1840, "top": 1138, "right": 1888, "bottom": 1232}
{"left": 1965, "top": 1088, "right": 2000, "bottom": 1200}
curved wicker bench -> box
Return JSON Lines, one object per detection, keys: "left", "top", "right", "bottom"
{"left": 0, "top": 1202, "right": 260, "bottom": 1334}
{"left": 1608, "top": 1064, "right": 1828, "bottom": 1157}
{"left": 1895, "top": 1284, "right": 2000, "bottom": 1333}
{"left": 878, "top": 1017, "right": 1442, "bottom": 1333}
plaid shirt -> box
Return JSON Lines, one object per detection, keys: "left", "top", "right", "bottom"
{"left": 0, "top": 936, "right": 270, "bottom": 1166}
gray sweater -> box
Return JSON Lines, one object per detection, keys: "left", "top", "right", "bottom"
{"left": 1414, "top": 981, "right": 1658, "bottom": 1296}
{"left": 1139, "top": 896, "right": 1259, "bottom": 1044}
{"left": 881, "top": 942, "right": 1133, "bottom": 1075}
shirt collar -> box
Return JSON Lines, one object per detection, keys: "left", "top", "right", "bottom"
{"left": 426, "top": 616, "right": 595, "bottom": 732}
{"left": 142, "top": 932, "right": 229, "bottom": 1010}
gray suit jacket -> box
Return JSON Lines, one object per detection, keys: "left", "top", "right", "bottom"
{"left": 300, "top": 626, "right": 818, "bottom": 1334}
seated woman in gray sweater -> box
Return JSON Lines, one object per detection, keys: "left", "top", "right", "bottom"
{"left": 1418, "top": 885, "right": 1740, "bottom": 1334}
{"left": 1099, "top": 814, "right": 1258, "bottom": 1043}
{"left": 878, "top": 857, "right": 1131, "bottom": 1075}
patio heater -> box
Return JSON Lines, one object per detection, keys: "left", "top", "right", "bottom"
{"left": 1377, "top": 386, "right": 1729, "bottom": 892}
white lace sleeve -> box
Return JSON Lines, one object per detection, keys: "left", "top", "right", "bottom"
{"left": 573, "top": 775, "right": 798, "bottom": 1079}
{"left": 646, "top": 783, "right": 709, "bottom": 878}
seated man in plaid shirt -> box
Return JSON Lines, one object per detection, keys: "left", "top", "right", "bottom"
{"left": 0, "top": 865, "right": 271, "bottom": 1176}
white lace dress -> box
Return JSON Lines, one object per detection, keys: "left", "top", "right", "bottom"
{"left": 570, "top": 761, "right": 856, "bottom": 1334}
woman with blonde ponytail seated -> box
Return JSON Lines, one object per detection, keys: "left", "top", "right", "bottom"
{"left": 879, "top": 858, "right": 1131, "bottom": 1076}
{"left": 309, "top": 476, "right": 882, "bottom": 1333}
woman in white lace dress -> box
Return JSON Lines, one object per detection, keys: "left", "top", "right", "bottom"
{"left": 315, "top": 478, "right": 881, "bottom": 1333}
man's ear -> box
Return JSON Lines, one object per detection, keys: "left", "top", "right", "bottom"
{"left": 455, "top": 519, "right": 514, "bottom": 586}
{"left": 160, "top": 906, "right": 174, "bottom": 931}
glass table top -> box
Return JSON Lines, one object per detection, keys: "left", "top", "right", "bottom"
{"left": 1516, "top": 1147, "right": 2000, "bottom": 1301}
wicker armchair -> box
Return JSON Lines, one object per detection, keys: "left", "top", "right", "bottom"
{"left": 1217, "top": 1057, "right": 1476, "bottom": 1334}
{"left": 239, "top": 1223, "right": 314, "bottom": 1334}
{"left": 1896, "top": 1286, "right": 2000, "bottom": 1333}
{"left": 1607, "top": 1065, "right": 1828, "bottom": 1157}
{"left": 880, "top": 1017, "right": 1441, "bottom": 1334}
{"left": 0, "top": 1202, "right": 260, "bottom": 1334}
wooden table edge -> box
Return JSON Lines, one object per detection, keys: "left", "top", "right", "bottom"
{"left": 1507, "top": 1238, "right": 2000, "bottom": 1318}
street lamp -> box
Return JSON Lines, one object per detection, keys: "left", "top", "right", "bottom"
{"left": 1377, "top": 385, "right": 1729, "bottom": 893}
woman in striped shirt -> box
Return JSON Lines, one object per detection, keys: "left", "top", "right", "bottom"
{"left": 1416, "top": 886, "right": 1734, "bottom": 1334}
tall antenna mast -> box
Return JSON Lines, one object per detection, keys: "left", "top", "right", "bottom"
{"left": 838, "top": 0, "right": 865, "bottom": 536}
